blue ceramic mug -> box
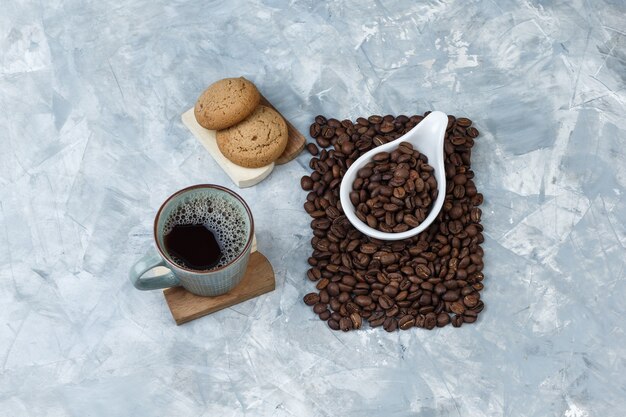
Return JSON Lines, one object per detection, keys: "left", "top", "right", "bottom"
{"left": 129, "top": 184, "right": 254, "bottom": 296}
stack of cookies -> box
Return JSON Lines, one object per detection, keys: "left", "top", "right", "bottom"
{"left": 194, "top": 77, "right": 289, "bottom": 168}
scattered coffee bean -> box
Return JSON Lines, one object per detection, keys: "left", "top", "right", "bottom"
{"left": 316, "top": 278, "right": 330, "bottom": 290}
{"left": 306, "top": 142, "right": 319, "bottom": 156}
{"left": 354, "top": 295, "right": 373, "bottom": 307}
{"left": 350, "top": 312, "right": 362, "bottom": 329}
{"left": 463, "top": 293, "right": 479, "bottom": 308}
{"left": 319, "top": 310, "right": 331, "bottom": 321}
{"left": 313, "top": 302, "right": 327, "bottom": 315}
{"left": 450, "top": 302, "right": 466, "bottom": 315}
{"left": 339, "top": 317, "right": 353, "bottom": 332}
{"left": 383, "top": 317, "right": 398, "bottom": 332}
{"left": 424, "top": 313, "right": 437, "bottom": 330}
{"left": 301, "top": 176, "right": 313, "bottom": 191}
{"left": 302, "top": 113, "right": 485, "bottom": 331}
{"left": 436, "top": 312, "right": 451, "bottom": 327}
{"left": 398, "top": 315, "right": 416, "bottom": 330}
{"left": 303, "top": 293, "right": 319, "bottom": 306}
{"left": 378, "top": 294, "right": 394, "bottom": 310}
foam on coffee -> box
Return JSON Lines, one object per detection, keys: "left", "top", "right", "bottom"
{"left": 163, "top": 194, "right": 248, "bottom": 269}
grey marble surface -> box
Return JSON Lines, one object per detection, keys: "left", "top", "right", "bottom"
{"left": 1, "top": 0, "right": 625, "bottom": 416}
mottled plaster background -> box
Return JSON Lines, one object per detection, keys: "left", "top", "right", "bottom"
{"left": 1, "top": 0, "right": 625, "bottom": 416}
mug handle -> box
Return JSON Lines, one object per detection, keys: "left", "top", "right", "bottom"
{"left": 129, "top": 247, "right": 180, "bottom": 290}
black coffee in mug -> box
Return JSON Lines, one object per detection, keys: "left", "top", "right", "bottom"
{"left": 164, "top": 224, "right": 222, "bottom": 270}
{"left": 161, "top": 192, "right": 248, "bottom": 271}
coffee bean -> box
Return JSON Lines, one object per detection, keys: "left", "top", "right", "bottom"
{"left": 310, "top": 123, "right": 321, "bottom": 138}
{"left": 313, "top": 303, "right": 327, "bottom": 314}
{"left": 328, "top": 319, "right": 340, "bottom": 330}
{"left": 456, "top": 117, "right": 472, "bottom": 127}
{"left": 301, "top": 176, "right": 313, "bottom": 191}
{"left": 463, "top": 294, "right": 479, "bottom": 308}
{"left": 310, "top": 210, "right": 326, "bottom": 218}
{"left": 404, "top": 214, "right": 420, "bottom": 228}
{"left": 424, "top": 313, "right": 437, "bottom": 330}
{"left": 345, "top": 301, "right": 359, "bottom": 313}
{"left": 379, "top": 121, "right": 395, "bottom": 133}
{"left": 415, "top": 264, "right": 430, "bottom": 279}
{"left": 338, "top": 286, "right": 351, "bottom": 298}
{"left": 378, "top": 294, "right": 394, "bottom": 310}
{"left": 442, "top": 290, "right": 460, "bottom": 302}
{"left": 339, "top": 317, "right": 352, "bottom": 331}
{"left": 307, "top": 268, "right": 321, "bottom": 281}
{"left": 383, "top": 317, "right": 398, "bottom": 332}
{"left": 311, "top": 218, "right": 331, "bottom": 230}
{"left": 449, "top": 205, "right": 463, "bottom": 219}
{"left": 463, "top": 308, "right": 478, "bottom": 318}
{"left": 354, "top": 295, "right": 373, "bottom": 307}
{"left": 321, "top": 126, "right": 335, "bottom": 139}
{"left": 398, "top": 315, "right": 416, "bottom": 330}
{"left": 385, "top": 304, "right": 399, "bottom": 317}
{"left": 327, "top": 282, "right": 340, "bottom": 296}
{"left": 451, "top": 136, "right": 465, "bottom": 146}
{"left": 316, "top": 278, "right": 330, "bottom": 290}
{"left": 466, "top": 127, "right": 479, "bottom": 138}
{"left": 369, "top": 314, "right": 385, "bottom": 327}
{"left": 314, "top": 115, "right": 327, "bottom": 125}
{"left": 372, "top": 251, "right": 390, "bottom": 264}
{"left": 360, "top": 243, "right": 377, "bottom": 254}
{"left": 328, "top": 118, "right": 341, "bottom": 128}
{"left": 436, "top": 313, "right": 450, "bottom": 327}
{"left": 367, "top": 115, "right": 382, "bottom": 124}
{"left": 350, "top": 312, "right": 362, "bottom": 329}
{"left": 366, "top": 215, "right": 378, "bottom": 228}
{"left": 470, "top": 208, "right": 482, "bottom": 222}
{"left": 419, "top": 293, "right": 432, "bottom": 306}
{"left": 303, "top": 293, "right": 320, "bottom": 306}
{"left": 395, "top": 290, "right": 408, "bottom": 302}
{"left": 317, "top": 137, "right": 330, "bottom": 148}
{"left": 304, "top": 201, "right": 316, "bottom": 214}
{"left": 450, "top": 302, "right": 466, "bottom": 315}
{"left": 463, "top": 314, "right": 477, "bottom": 324}
{"left": 306, "top": 142, "right": 319, "bottom": 155}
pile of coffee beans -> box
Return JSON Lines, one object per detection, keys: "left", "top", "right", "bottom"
{"left": 350, "top": 142, "right": 437, "bottom": 233}
{"left": 301, "top": 113, "right": 485, "bottom": 332}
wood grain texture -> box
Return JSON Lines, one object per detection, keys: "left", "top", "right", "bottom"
{"left": 259, "top": 94, "right": 305, "bottom": 164}
{"left": 163, "top": 251, "right": 275, "bottom": 325}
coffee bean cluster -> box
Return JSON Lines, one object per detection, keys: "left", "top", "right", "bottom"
{"left": 351, "top": 142, "right": 437, "bottom": 233}
{"left": 301, "top": 113, "right": 485, "bottom": 332}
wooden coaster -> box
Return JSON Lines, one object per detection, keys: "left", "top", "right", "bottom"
{"left": 163, "top": 251, "right": 275, "bottom": 325}
{"left": 181, "top": 94, "right": 305, "bottom": 188}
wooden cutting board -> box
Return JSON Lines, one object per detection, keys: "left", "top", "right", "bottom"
{"left": 163, "top": 251, "right": 275, "bottom": 325}
{"left": 181, "top": 94, "right": 305, "bottom": 188}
